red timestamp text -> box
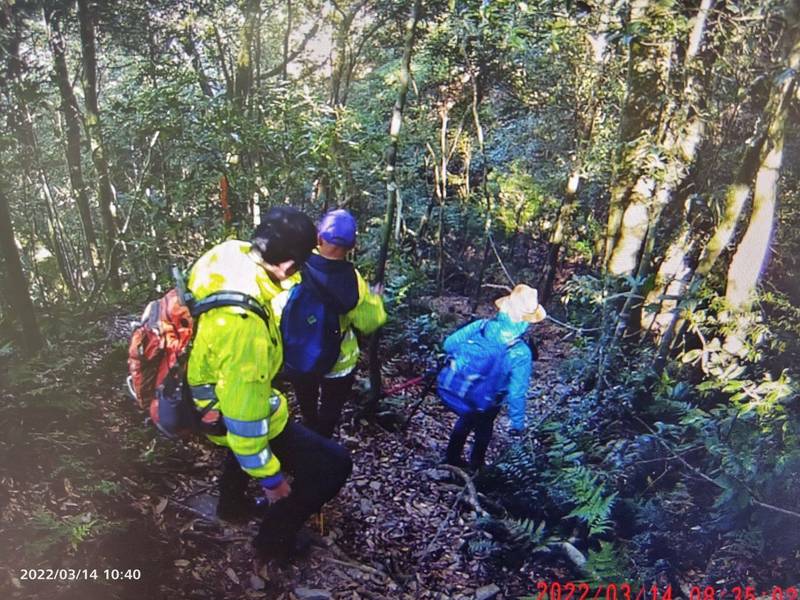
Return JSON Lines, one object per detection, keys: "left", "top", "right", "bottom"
{"left": 690, "top": 586, "right": 798, "bottom": 600}
{"left": 530, "top": 583, "right": 800, "bottom": 600}
{"left": 530, "top": 581, "right": 674, "bottom": 600}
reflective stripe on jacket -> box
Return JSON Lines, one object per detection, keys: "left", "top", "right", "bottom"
{"left": 186, "top": 240, "right": 289, "bottom": 483}
{"left": 442, "top": 312, "right": 533, "bottom": 430}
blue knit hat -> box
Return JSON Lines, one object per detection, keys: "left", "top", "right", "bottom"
{"left": 318, "top": 209, "right": 357, "bottom": 249}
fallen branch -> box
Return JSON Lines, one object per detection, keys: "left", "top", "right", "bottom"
{"left": 323, "top": 557, "right": 386, "bottom": 577}
{"left": 324, "top": 544, "right": 407, "bottom": 594}
{"left": 168, "top": 496, "right": 220, "bottom": 524}
{"left": 181, "top": 531, "right": 250, "bottom": 543}
{"left": 437, "top": 464, "right": 488, "bottom": 518}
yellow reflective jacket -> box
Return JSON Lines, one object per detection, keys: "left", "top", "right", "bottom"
{"left": 328, "top": 270, "right": 386, "bottom": 377}
{"left": 186, "top": 240, "right": 289, "bottom": 486}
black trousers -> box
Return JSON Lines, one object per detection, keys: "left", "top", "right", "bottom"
{"left": 445, "top": 407, "right": 501, "bottom": 470}
{"left": 292, "top": 373, "right": 355, "bottom": 438}
{"left": 218, "top": 421, "right": 352, "bottom": 558}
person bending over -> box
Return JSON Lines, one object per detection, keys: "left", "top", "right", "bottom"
{"left": 438, "top": 284, "right": 546, "bottom": 471}
{"left": 186, "top": 206, "right": 352, "bottom": 563}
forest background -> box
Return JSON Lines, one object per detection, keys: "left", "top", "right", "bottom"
{"left": 1, "top": 0, "right": 800, "bottom": 597}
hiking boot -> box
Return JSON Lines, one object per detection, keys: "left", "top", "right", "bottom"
{"left": 254, "top": 527, "right": 320, "bottom": 567}
{"left": 292, "top": 527, "right": 316, "bottom": 557}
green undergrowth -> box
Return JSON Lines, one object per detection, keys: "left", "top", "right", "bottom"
{"left": 471, "top": 280, "right": 800, "bottom": 586}
{"left": 0, "top": 309, "right": 176, "bottom": 579}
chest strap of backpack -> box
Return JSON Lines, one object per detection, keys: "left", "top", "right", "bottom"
{"left": 187, "top": 292, "right": 272, "bottom": 417}
{"left": 172, "top": 266, "right": 272, "bottom": 417}
{"left": 172, "top": 265, "right": 271, "bottom": 326}
{"left": 189, "top": 291, "right": 271, "bottom": 326}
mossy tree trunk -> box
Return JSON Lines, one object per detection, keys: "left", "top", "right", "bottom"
{"left": 77, "top": 0, "right": 121, "bottom": 291}
{"left": 653, "top": 9, "right": 800, "bottom": 371}
{"left": 367, "top": 0, "right": 422, "bottom": 415}
{"left": 44, "top": 3, "right": 101, "bottom": 277}
{"left": 0, "top": 191, "right": 43, "bottom": 354}
{"left": 604, "top": 0, "right": 676, "bottom": 275}
{"left": 616, "top": 0, "right": 716, "bottom": 337}
{"left": 233, "top": 0, "right": 260, "bottom": 107}
{"left": 724, "top": 74, "right": 797, "bottom": 310}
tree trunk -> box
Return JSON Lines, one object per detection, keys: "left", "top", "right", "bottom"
{"left": 435, "top": 107, "right": 450, "bottom": 296}
{"left": 39, "top": 166, "right": 79, "bottom": 294}
{"left": 44, "top": 4, "right": 101, "bottom": 275}
{"left": 283, "top": 0, "right": 292, "bottom": 80}
{"left": 180, "top": 22, "right": 214, "bottom": 98}
{"left": 366, "top": 0, "right": 422, "bottom": 415}
{"left": 603, "top": 0, "right": 675, "bottom": 271}
{"left": 77, "top": 0, "right": 121, "bottom": 290}
{"left": 596, "top": 0, "right": 723, "bottom": 389}
{"left": 468, "top": 58, "right": 495, "bottom": 311}
{"left": 329, "top": 5, "right": 359, "bottom": 108}
{"left": 541, "top": 171, "right": 580, "bottom": 304}
{"left": 0, "top": 192, "right": 43, "bottom": 354}
{"left": 234, "top": 0, "right": 261, "bottom": 106}
{"left": 653, "top": 21, "right": 799, "bottom": 371}
{"left": 612, "top": 0, "right": 716, "bottom": 338}
{"left": 8, "top": 25, "right": 77, "bottom": 297}
{"left": 725, "top": 61, "right": 798, "bottom": 309}
{"left": 545, "top": 0, "right": 614, "bottom": 300}
{"left": 212, "top": 23, "right": 234, "bottom": 95}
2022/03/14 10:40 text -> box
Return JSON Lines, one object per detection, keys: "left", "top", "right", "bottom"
{"left": 19, "top": 568, "right": 142, "bottom": 581}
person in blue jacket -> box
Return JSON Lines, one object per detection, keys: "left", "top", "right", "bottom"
{"left": 441, "top": 284, "right": 546, "bottom": 471}
{"left": 276, "top": 209, "right": 386, "bottom": 438}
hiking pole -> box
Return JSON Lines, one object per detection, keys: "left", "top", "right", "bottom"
{"left": 401, "top": 359, "right": 446, "bottom": 433}
{"left": 381, "top": 374, "right": 427, "bottom": 397}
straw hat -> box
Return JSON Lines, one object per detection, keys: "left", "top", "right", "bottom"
{"left": 495, "top": 284, "right": 547, "bottom": 323}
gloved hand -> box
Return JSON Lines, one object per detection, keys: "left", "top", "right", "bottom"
{"left": 263, "top": 478, "right": 292, "bottom": 504}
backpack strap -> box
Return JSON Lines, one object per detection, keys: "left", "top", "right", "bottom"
{"left": 171, "top": 265, "right": 271, "bottom": 328}
{"left": 184, "top": 292, "right": 271, "bottom": 418}
{"left": 190, "top": 291, "right": 271, "bottom": 327}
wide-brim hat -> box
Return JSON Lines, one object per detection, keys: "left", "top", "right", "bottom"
{"left": 494, "top": 284, "right": 547, "bottom": 323}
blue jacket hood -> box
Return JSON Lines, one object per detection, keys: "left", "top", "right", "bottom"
{"left": 303, "top": 253, "right": 359, "bottom": 314}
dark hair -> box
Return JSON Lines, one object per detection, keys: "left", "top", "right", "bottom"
{"left": 251, "top": 206, "right": 316, "bottom": 265}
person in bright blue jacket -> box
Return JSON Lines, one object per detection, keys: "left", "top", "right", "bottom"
{"left": 441, "top": 284, "right": 546, "bottom": 471}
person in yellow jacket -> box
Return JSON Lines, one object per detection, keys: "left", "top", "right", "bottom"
{"left": 186, "top": 206, "right": 352, "bottom": 562}
{"left": 277, "top": 209, "right": 386, "bottom": 438}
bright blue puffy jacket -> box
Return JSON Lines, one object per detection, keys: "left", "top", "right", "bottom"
{"left": 438, "top": 312, "right": 533, "bottom": 430}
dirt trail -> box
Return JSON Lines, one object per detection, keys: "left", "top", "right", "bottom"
{"left": 1, "top": 299, "right": 572, "bottom": 599}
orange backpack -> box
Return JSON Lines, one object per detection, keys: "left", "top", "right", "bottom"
{"left": 126, "top": 269, "right": 270, "bottom": 438}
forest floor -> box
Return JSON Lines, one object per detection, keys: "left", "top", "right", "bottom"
{"left": 0, "top": 296, "right": 573, "bottom": 600}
